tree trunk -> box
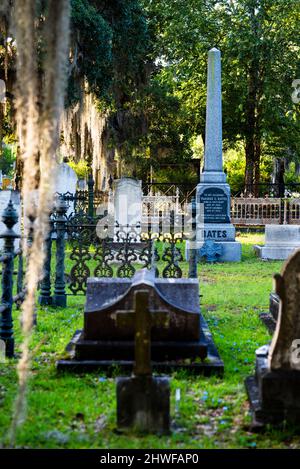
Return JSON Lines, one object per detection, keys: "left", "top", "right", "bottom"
{"left": 272, "top": 158, "right": 285, "bottom": 197}
{"left": 244, "top": 86, "right": 261, "bottom": 197}
{"left": 244, "top": 133, "right": 261, "bottom": 197}
{"left": 245, "top": 137, "right": 255, "bottom": 195}
{"left": 243, "top": 5, "right": 264, "bottom": 198}
{"left": 253, "top": 137, "right": 261, "bottom": 195}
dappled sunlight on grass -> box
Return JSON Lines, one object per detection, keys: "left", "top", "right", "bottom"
{"left": 0, "top": 234, "right": 299, "bottom": 449}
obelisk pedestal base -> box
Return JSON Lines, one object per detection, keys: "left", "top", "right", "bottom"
{"left": 193, "top": 181, "right": 241, "bottom": 262}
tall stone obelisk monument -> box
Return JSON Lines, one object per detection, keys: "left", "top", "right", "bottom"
{"left": 197, "top": 48, "right": 241, "bottom": 262}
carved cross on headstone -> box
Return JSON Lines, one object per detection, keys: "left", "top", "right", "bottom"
{"left": 115, "top": 290, "right": 169, "bottom": 376}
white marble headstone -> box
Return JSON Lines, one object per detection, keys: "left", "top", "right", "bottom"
{"left": 55, "top": 162, "right": 78, "bottom": 218}
{"left": 113, "top": 178, "right": 142, "bottom": 228}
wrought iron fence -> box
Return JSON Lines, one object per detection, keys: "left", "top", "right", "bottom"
{"left": 231, "top": 197, "right": 300, "bottom": 226}
{"left": 56, "top": 178, "right": 300, "bottom": 228}
{"left": 38, "top": 198, "right": 198, "bottom": 306}
{"left": 234, "top": 182, "right": 300, "bottom": 198}
{"left": 142, "top": 182, "right": 197, "bottom": 207}
{"left": 231, "top": 198, "right": 283, "bottom": 225}
{"left": 288, "top": 198, "right": 300, "bottom": 225}
{"left": 56, "top": 173, "right": 108, "bottom": 219}
{"left": 0, "top": 200, "right": 25, "bottom": 358}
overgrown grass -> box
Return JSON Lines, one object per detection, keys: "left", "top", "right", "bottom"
{"left": 1, "top": 233, "right": 300, "bottom": 449}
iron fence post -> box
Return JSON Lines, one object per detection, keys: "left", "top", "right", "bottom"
{"left": 53, "top": 198, "right": 68, "bottom": 307}
{"left": 39, "top": 213, "right": 53, "bottom": 306}
{"left": 0, "top": 200, "right": 20, "bottom": 357}
{"left": 88, "top": 172, "right": 94, "bottom": 219}
{"left": 188, "top": 197, "right": 198, "bottom": 279}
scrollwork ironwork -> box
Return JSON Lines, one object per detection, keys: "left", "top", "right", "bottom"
{"left": 93, "top": 238, "right": 114, "bottom": 278}
{"left": 68, "top": 242, "right": 92, "bottom": 295}
{"left": 161, "top": 232, "right": 184, "bottom": 278}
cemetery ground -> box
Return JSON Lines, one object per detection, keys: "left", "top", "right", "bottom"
{"left": 1, "top": 233, "right": 300, "bottom": 449}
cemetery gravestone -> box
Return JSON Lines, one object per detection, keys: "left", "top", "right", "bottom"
{"left": 0, "top": 79, "right": 5, "bottom": 103}
{"left": 57, "top": 268, "right": 223, "bottom": 375}
{"left": 269, "top": 292, "right": 280, "bottom": 323}
{"left": 113, "top": 177, "right": 142, "bottom": 232}
{"left": 0, "top": 339, "right": 5, "bottom": 363}
{"left": 116, "top": 289, "right": 170, "bottom": 433}
{"left": 0, "top": 191, "right": 21, "bottom": 251}
{"left": 195, "top": 48, "right": 241, "bottom": 262}
{"left": 254, "top": 225, "right": 300, "bottom": 260}
{"left": 246, "top": 249, "right": 300, "bottom": 426}
{"left": 55, "top": 161, "right": 78, "bottom": 218}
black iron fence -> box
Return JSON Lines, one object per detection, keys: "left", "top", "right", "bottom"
{"left": 234, "top": 182, "right": 300, "bottom": 198}
{"left": 0, "top": 200, "right": 25, "bottom": 358}
{"left": 56, "top": 173, "right": 108, "bottom": 219}
{"left": 38, "top": 197, "right": 198, "bottom": 307}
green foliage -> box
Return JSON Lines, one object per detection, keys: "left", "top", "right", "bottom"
{"left": 69, "top": 0, "right": 113, "bottom": 102}
{"left": 3, "top": 235, "right": 300, "bottom": 448}
{"left": 0, "top": 144, "right": 16, "bottom": 176}
{"left": 69, "top": 0, "right": 150, "bottom": 107}
{"left": 68, "top": 159, "right": 89, "bottom": 179}
{"left": 224, "top": 146, "right": 246, "bottom": 195}
{"left": 142, "top": 0, "right": 300, "bottom": 186}
{"left": 284, "top": 162, "right": 300, "bottom": 187}
{"left": 224, "top": 144, "right": 273, "bottom": 195}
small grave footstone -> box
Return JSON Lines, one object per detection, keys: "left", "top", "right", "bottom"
{"left": 246, "top": 249, "right": 300, "bottom": 427}
{"left": 116, "top": 290, "right": 170, "bottom": 433}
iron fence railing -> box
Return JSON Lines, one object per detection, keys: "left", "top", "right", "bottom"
{"left": 0, "top": 200, "right": 25, "bottom": 358}
{"left": 38, "top": 198, "right": 198, "bottom": 306}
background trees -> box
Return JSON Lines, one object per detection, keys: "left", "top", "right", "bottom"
{"left": 0, "top": 0, "right": 299, "bottom": 193}
{"left": 143, "top": 0, "right": 300, "bottom": 194}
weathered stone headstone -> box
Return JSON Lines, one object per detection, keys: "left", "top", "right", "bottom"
{"left": 269, "top": 292, "right": 280, "bottom": 322}
{"left": 0, "top": 79, "right": 6, "bottom": 103}
{"left": 254, "top": 225, "right": 300, "bottom": 260}
{"left": 113, "top": 177, "right": 142, "bottom": 229}
{"left": 0, "top": 339, "right": 5, "bottom": 363}
{"left": 246, "top": 249, "right": 300, "bottom": 426}
{"left": 0, "top": 191, "right": 21, "bottom": 251}
{"left": 57, "top": 268, "right": 223, "bottom": 375}
{"left": 195, "top": 48, "right": 241, "bottom": 262}
{"left": 55, "top": 161, "right": 77, "bottom": 218}
{"left": 116, "top": 289, "right": 170, "bottom": 433}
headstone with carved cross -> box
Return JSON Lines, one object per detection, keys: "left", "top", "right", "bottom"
{"left": 115, "top": 289, "right": 169, "bottom": 376}
{"left": 116, "top": 289, "right": 170, "bottom": 433}
{"left": 58, "top": 268, "right": 223, "bottom": 375}
{"left": 246, "top": 249, "right": 300, "bottom": 427}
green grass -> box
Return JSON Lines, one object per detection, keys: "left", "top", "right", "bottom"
{"left": 1, "top": 232, "right": 300, "bottom": 448}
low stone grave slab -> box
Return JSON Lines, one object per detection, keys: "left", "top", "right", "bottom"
{"left": 57, "top": 269, "right": 223, "bottom": 375}
{"left": 254, "top": 225, "right": 300, "bottom": 260}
